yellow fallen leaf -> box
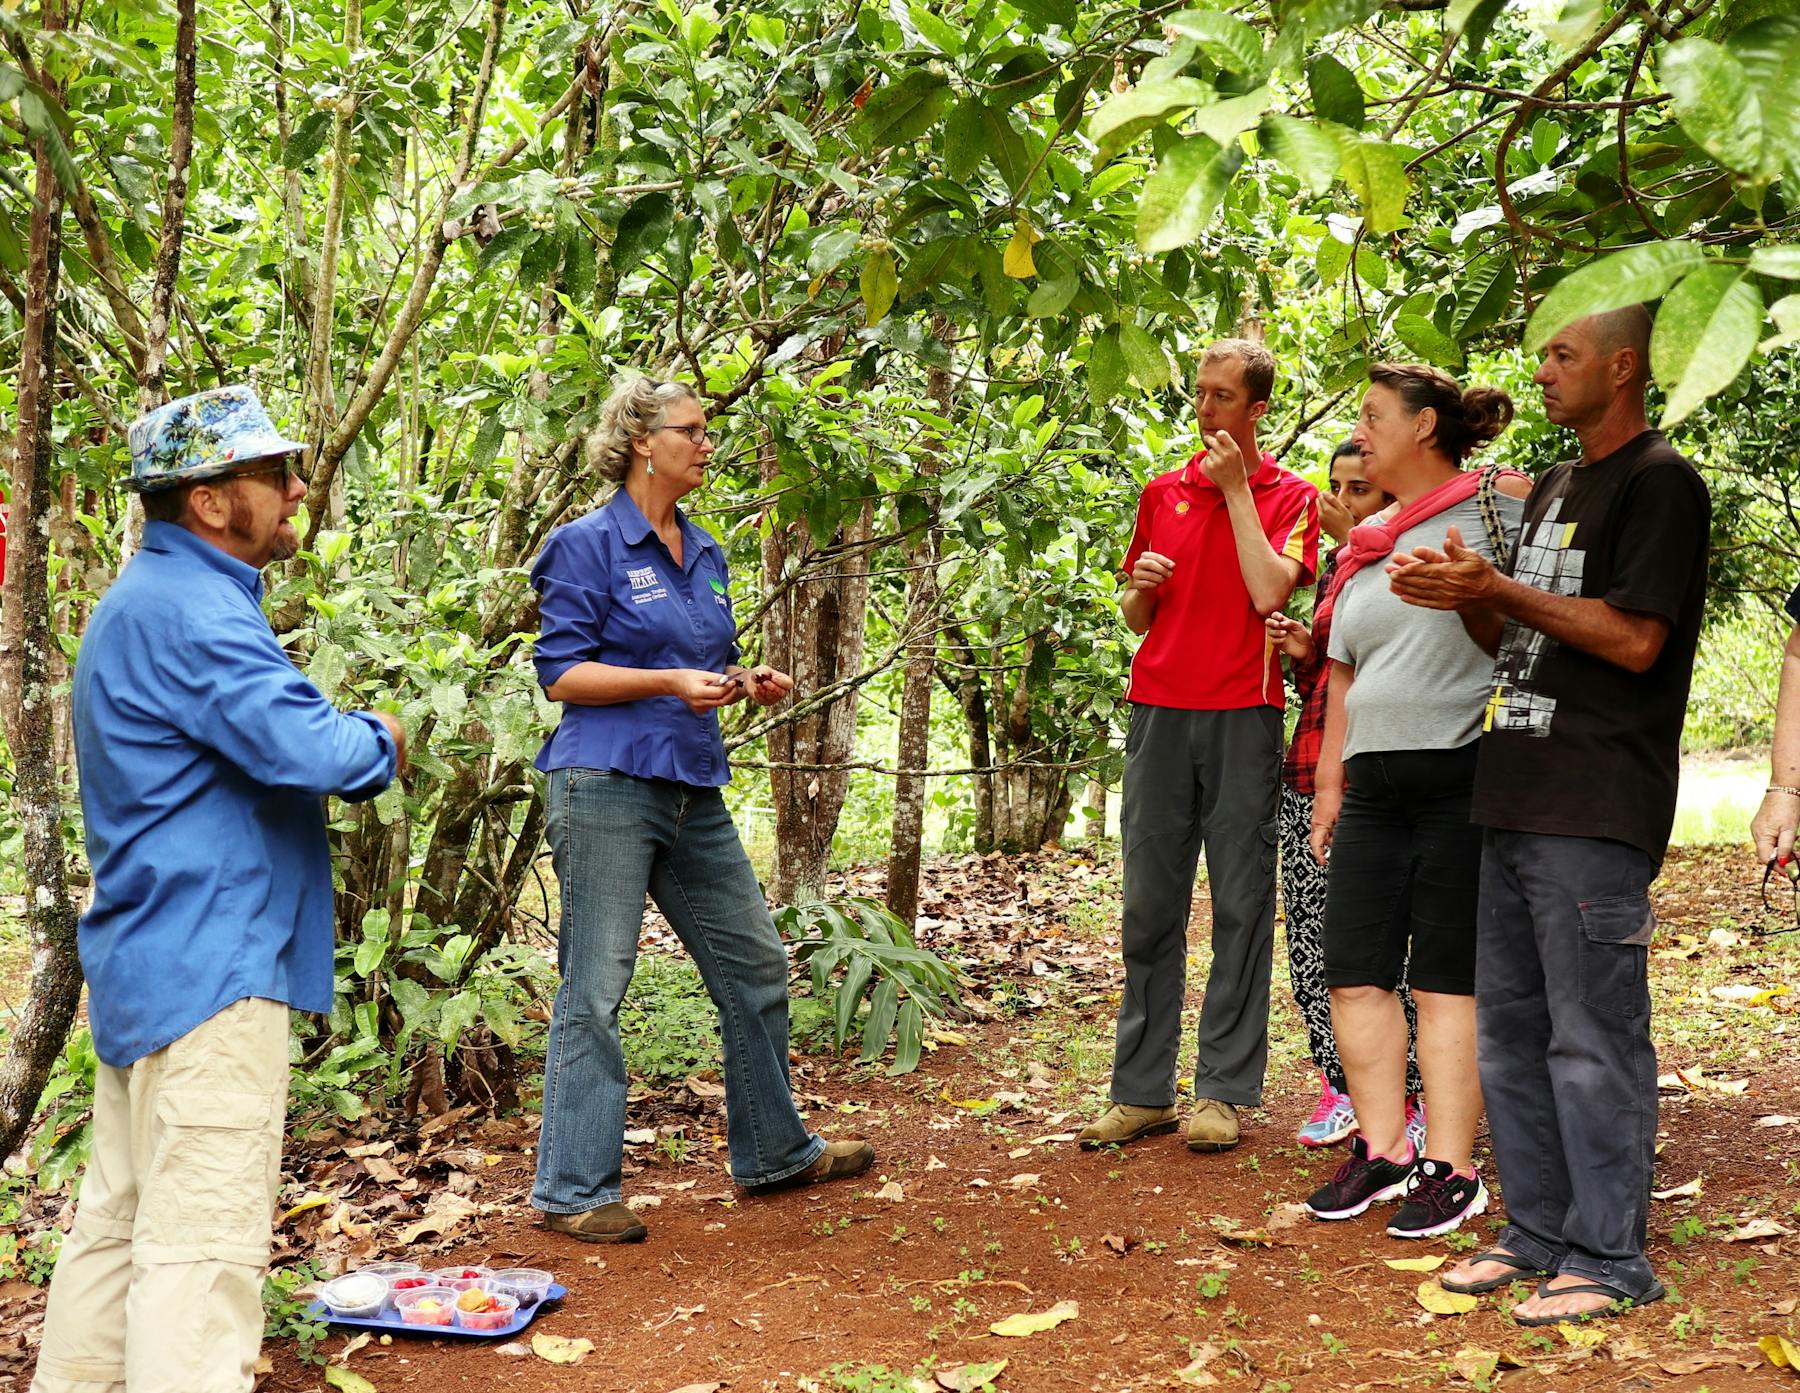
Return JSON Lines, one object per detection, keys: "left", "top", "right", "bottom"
{"left": 1557, "top": 1321, "right": 1609, "bottom": 1349}
{"left": 1415, "top": 1281, "right": 1478, "bottom": 1315}
{"left": 990, "top": 1299, "right": 1078, "bottom": 1337}
{"left": 531, "top": 1333, "right": 594, "bottom": 1365}
{"left": 1751, "top": 985, "right": 1792, "bottom": 1007}
{"left": 1385, "top": 1254, "right": 1446, "bottom": 1272}
{"left": 323, "top": 1369, "right": 376, "bottom": 1393}
{"left": 1003, "top": 221, "right": 1039, "bottom": 279}
{"left": 1450, "top": 1346, "right": 1499, "bottom": 1383}
{"left": 1764, "top": 1333, "right": 1800, "bottom": 1372}
{"left": 279, "top": 1193, "right": 332, "bottom": 1224}
{"left": 940, "top": 1090, "right": 1002, "bottom": 1113}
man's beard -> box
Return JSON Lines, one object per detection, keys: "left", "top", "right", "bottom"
{"left": 225, "top": 489, "right": 298, "bottom": 566}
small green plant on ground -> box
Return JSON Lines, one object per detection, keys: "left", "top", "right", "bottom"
{"left": 262, "top": 1261, "right": 330, "bottom": 1366}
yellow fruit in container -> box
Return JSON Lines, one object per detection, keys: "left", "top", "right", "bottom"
{"left": 456, "top": 1287, "right": 494, "bottom": 1313}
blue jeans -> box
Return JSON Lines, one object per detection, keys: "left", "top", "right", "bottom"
{"left": 1476, "top": 829, "right": 1661, "bottom": 1300}
{"left": 531, "top": 768, "right": 823, "bottom": 1213}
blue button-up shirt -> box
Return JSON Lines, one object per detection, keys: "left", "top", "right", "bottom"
{"left": 72, "top": 522, "right": 397, "bottom": 1068}
{"left": 531, "top": 491, "right": 739, "bottom": 785}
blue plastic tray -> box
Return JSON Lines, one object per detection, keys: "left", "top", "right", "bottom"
{"left": 308, "top": 1284, "right": 567, "bottom": 1339}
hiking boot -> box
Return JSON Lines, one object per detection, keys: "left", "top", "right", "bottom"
{"left": 1186, "top": 1098, "right": 1239, "bottom": 1152}
{"left": 1297, "top": 1074, "right": 1357, "bottom": 1148}
{"left": 542, "top": 1201, "right": 648, "bottom": 1244}
{"left": 1305, "top": 1136, "right": 1415, "bottom": 1220}
{"left": 1077, "top": 1103, "right": 1179, "bottom": 1150}
{"left": 1404, "top": 1094, "right": 1428, "bottom": 1157}
{"left": 1387, "top": 1158, "right": 1488, "bottom": 1239}
{"left": 742, "top": 1138, "right": 876, "bottom": 1195}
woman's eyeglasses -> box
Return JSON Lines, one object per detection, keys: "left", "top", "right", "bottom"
{"left": 652, "top": 425, "right": 713, "bottom": 445}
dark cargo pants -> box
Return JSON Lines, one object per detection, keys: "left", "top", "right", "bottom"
{"left": 1111, "top": 704, "right": 1282, "bottom": 1109}
{"left": 1476, "top": 828, "right": 1662, "bottom": 1301}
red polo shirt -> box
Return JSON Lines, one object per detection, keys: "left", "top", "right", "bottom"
{"left": 1122, "top": 450, "right": 1320, "bottom": 710}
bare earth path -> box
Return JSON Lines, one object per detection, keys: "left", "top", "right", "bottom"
{"left": 4, "top": 845, "right": 1797, "bottom": 1392}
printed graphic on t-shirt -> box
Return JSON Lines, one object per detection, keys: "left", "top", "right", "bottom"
{"left": 626, "top": 564, "right": 668, "bottom": 605}
{"left": 1485, "top": 495, "right": 1583, "bottom": 738}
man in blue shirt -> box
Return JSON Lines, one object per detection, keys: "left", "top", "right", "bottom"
{"left": 31, "top": 388, "right": 403, "bottom": 1393}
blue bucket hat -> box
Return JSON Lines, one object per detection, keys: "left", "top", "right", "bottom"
{"left": 125, "top": 386, "right": 307, "bottom": 493}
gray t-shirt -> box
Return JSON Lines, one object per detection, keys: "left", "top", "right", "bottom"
{"left": 1328, "top": 492, "right": 1524, "bottom": 760}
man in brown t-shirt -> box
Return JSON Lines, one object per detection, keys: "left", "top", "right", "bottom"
{"left": 1385, "top": 306, "right": 1709, "bottom": 1325}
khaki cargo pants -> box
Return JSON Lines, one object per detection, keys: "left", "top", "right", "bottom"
{"left": 31, "top": 997, "right": 288, "bottom": 1393}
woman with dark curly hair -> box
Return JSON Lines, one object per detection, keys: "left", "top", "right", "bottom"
{"left": 1301, "top": 364, "right": 1529, "bottom": 1239}
{"left": 528, "top": 377, "right": 873, "bottom": 1243}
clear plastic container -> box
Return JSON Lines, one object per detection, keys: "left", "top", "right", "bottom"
{"left": 388, "top": 1273, "right": 434, "bottom": 1296}
{"left": 394, "top": 1286, "right": 456, "bottom": 1326}
{"left": 319, "top": 1272, "right": 388, "bottom": 1320}
{"left": 429, "top": 1265, "right": 491, "bottom": 1288}
{"left": 486, "top": 1267, "right": 554, "bottom": 1309}
{"left": 452, "top": 1289, "right": 520, "bottom": 1331}
{"left": 356, "top": 1261, "right": 421, "bottom": 1280}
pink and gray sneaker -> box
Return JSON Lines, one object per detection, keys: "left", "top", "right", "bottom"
{"left": 1405, "top": 1094, "right": 1428, "bottom": 1157}
{"left": 1297, "top": 1073, "right": 1357, "bottom": 1148}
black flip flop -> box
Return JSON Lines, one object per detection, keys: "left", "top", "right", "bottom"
{"left": 1439, "top": 1249, "right": 1550, "bottom": 1296}
{"left": 1511, "top": 1278, "right": 1666, "bottom": 1327}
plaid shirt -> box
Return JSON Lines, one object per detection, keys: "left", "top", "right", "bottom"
{"left": 1281, "top": 549, "right": 1339, "bottom": 796}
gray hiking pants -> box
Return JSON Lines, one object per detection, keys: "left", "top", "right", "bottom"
{"left": 1476, "top": 829, "right": 1662, "bottom": 1301}
{"left": 1110, "top": 704, "right": 1282, "bottom": 1109}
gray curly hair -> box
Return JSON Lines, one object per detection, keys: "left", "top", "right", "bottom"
{"left": 585, "top": 377, "right": 701, "bottom": 484}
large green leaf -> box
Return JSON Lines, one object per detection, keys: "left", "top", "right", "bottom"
{"left": 1338, "top": 139, "right": 1411, "bottom": 233}
{"left": 611, "top": 191, "right": 675, "bottom": 276}
{"left": 1136, "top": 136, "right": 1243, "bottom": 253}
{"left": 1188, "top": 87, "right": 1272, "bottom": 149}
{"left": 1119, "top": 322, "right": 1172, "bottom": 390}
{"left": 1731, "top": 17, "right": 1800, "bottom": 177}
{"left": 889, "top": 998, "right": 924, "bottom": 1076}
{"left": 1748, "top": 245, "right": 1800, "bottom": 279}
{"left": 1308, "top": 54, "right": 1365, "bottom": 130}
{"left": 1651, "top": 264, "right": 1764, "bottom": 426}
{"left": 1451, "top": 254, "right": 1517, "bottom": 338}
{"left": 1315, "top": 235, "right": 1352, "bottom": 284}
{"left": 862, "top": 250, "right": 899, "bottom": 325}
{"left": 1394, "top": 313, "right": 1464, "bottom": 368}
{"left": 1090, "top": 77, "right": 1213, "bottom": 157}
{"left": 1660, "top": 38, "right": 1764, "bottom": 175}
{"left": 1166, "top": 10, "right": 1265, "bottom": 74}
{"left": 1259, "top": 115, "right": 1340, "bottom": 196}
{"left": 855, "top": 70, "right": 952, "bottom": 150}
{"left": 1010, "top": 0, "right": 1077, "bottom": 31}
{"left": 860, "top": 977, "right": 899, "bottom": 1062}
{"left": 1524, "top": 241, "right": 1707, "bottom": 352}
{"left": 1089, "top": 326, "right": 1129, "bottom": 403}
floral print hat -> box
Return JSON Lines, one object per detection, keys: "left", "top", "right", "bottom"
{"left": 125, "top": 386, "right": 306, "bottom": 492}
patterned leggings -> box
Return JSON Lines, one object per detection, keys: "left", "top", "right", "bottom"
{"left": 1278, "top": 784, "right": 1422, "bottom": 1095}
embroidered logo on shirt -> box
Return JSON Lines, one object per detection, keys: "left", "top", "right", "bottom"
{"left": 626, "top": 563, "right": 668, "bottom": 605}
{"left": 710, "top": 576, "right": 729, "bottom": 606}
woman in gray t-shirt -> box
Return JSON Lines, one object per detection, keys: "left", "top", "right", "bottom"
{"left": 1300, "top": 363, "right": 1530, "bottom": 1241}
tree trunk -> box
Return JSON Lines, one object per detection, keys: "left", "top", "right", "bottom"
{"left": 986, "top": 633, "right": 1074, "bottom": 851}
{"left": 941, "top": 624, "right": 994, "bottom": 851}
{"left": 0, "top": 114, "right": 82, "bottom": 1163}
{"left": 885, "top": 322, "right": 953, "bottom": 924}
{"left": 762, "top": 469, "right": 873, "bottom": 905}
{"left": 1081, "top": 778, "right": 1108, "bottom": 839}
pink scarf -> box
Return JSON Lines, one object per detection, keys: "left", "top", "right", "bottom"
{"left": 1314, "top": 466, "right": 1525, "bottom": 633}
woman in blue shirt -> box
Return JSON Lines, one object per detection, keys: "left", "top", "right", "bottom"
{"left": 528, "top": 378, "right": 874, "bottom": 1242}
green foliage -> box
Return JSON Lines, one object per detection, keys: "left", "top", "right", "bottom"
{"left": 29, "top": 1028, "right": 96, "bottom": 1193}
{"left": 777, "top": 898, "right": 963, "bottom": 1074}
{"left": 262, "top": 1260, "right": 331, "bottom": 1366}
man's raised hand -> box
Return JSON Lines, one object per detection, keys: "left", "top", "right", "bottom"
{"left": 1200, "top": 430, "right": 1249, "bottom": 492}
{"left": 1387, "top": 524, "right": 1498, "bottom": 612}
{"left": 1129, "top": 550, "right": 1176, "bottom": 592}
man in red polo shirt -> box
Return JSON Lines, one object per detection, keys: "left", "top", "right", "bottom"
{"left": 1080, "top": 338, "right": 1319, "bottom": 1153}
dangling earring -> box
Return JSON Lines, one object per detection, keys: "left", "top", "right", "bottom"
{"left": 646, "top": 461, "right": 656, "bottom": 477}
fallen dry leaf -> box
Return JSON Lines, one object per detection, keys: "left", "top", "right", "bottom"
{"left": 1264, "top": 1203, "right": 1309, "bottom": 1233}
{"left": 1658, "top": 1352, "right": 1730, "bottom": 1376}
{"left": 926, "top": 1155, "right": 948, "bottom": 1171}
{"left": 1557, "top": 1321, "right": 1609, "bottom": 1349}
{"left": 1415, "top": 1281, "right": 1478, "bottom": 1315}
{"left": 1652, "top": 1176, "right": 1703, "bottom": 1200}
{"left": 1005, "top": 1173, "right": 1041, "bottom": 1189}
{"left": 1008, "top": 1146, "right": 1032, "bottom": 1159}
{"left": 623, "top": 1194, "right": 663, "bottom": 1211}
{"left": 875, "top": 1181, "right": 905, "bottom": 1202}
{"left": 394, "top": 1192, "right": 477, "bottom": 1245}
{"left": 1384, "top": 1255, "right": 1446, "bottom": 1272}
{"left": 531, "top": 1332, "right": 594, "bottom": 1365}
{"left": 335, "top": 1332, "right": 373, "bottom": 1362}
{"left": 1173, "top": 1341, "right": 1223, "bottom": 1386}
{"left": 934, "top": 1360, "right": 1007, "bottom": 1391}
{"left": 1723, "top": 1218, "right": 1794, "bottom": 1242}
{"left": 493, "top": 1342, "right": 530, "bottom": 1358}
{"left": 663, "top": 1384, "right": 724, "bottom": 1393}
{"left": 1450, "top": 1346, "right": 1499, "bottom": 1383}
{"left": 1757, "top": 1115, "right": 1798, "bottom": 1128}
{"left": 1028, "top": 1133, "right": 1076, "bottom": 1144}
{"left": 1101, "top": 1233, "right": 1128, "bottom": 1255}
{"left": 990, "top": 1299, "right": 1078, "bottom": 1337}
{"left": 623, "top": 1128, "right": 657, "bottom": 1145}
{"left": 1773, "top": 1298, "right": 1799, "bottom": 1316}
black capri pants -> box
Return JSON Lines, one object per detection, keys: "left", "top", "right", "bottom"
{"left": 1322, "top": 741, "right": 1483, "bottom": 996}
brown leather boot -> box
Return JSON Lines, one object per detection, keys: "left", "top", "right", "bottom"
{"left": 1077, "top": 1103, "right": 1179, "bottom": 1149}
{"left": 741, "top": 1138, "right": 875, "bottom": 1195}
{"left": 541, "top": 1201, "right": 648, "bottom": 1243}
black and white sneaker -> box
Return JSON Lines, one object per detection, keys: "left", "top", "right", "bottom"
{"left": 1305, "top": 1136, "right": 1415, "bottom": 1220}
{"left": 1387, "top": 1158, "right": 1488, "bottom": 1239}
